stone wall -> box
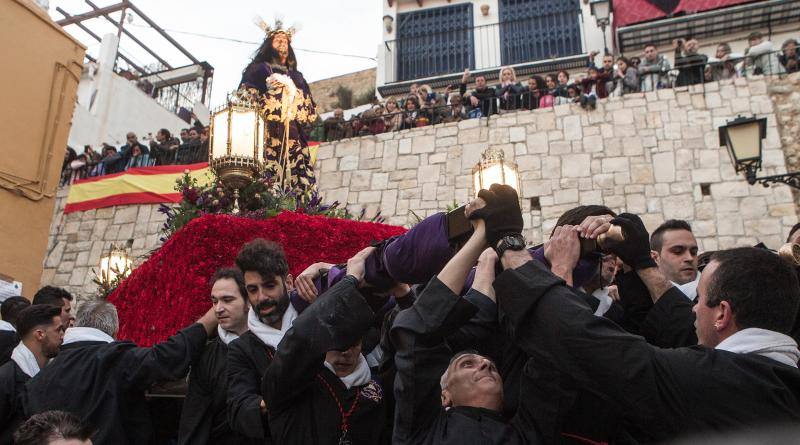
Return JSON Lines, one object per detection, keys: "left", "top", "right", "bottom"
{"left": 41, "top": 75, "right": 800, "bottom": 298}
{"left": 769, "top": 72, "right": 800, "bottom": 205}
{"left": 314, "top": 76, "right": 798, "bottom": 251}
{"left": 41, "top": 188, "right": 165, "bottom": 298}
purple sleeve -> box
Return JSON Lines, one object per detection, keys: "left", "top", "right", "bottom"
{"left": 380, "top": 212, "right": 455, "bottom": 286}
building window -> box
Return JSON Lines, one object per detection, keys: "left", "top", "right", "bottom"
{"left": 396, "top": 3, "right": 474, "bottom": 82}
{"left": 499, "top": 0, "right": 583, "bottom": 65}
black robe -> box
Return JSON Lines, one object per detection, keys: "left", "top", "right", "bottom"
{"left": 226, "top": 330, "right": 274, "bottom": 440}
{"left": 494, "top": 260, "right": 800, "bottom": 443}
{"left": 0, "top": 332, "right": 17, "bottom": 365}
{"left": 262, "top": 276, "right": 389, "bottom": 445}
{"left": 390, "top": 277, "right": 540, "bottom": 445}
{"left": 178, "top": 337, "right": 259, "bottom": 445}
{"left": 616, "top": 270, "right": 697, "bottom": 347}
{"left": 0, "top": 361, "right": 28, "bottom": 445}
{"left": 24, "top": 324, "right": 208, "bottom": 445}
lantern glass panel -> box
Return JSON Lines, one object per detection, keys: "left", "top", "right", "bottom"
{"left": 211, "top": 110, "right": 229, "bottom": 159}
{"left": 100, "top": 252, "right": 131, "bottom": 283}
{"left": 727, "top": 122, "right": 761, "bottom": 162}
{"left": 591, "top": 0, "right": 610, "bottom": 20}
{"left": 503, "top": 163, "right": 520, "bottom": 194}
{"left": 230, "top": 109, "right": 257, "bottom": 158}
{"left": 481, "top": 162, "right": 505, "bottom": 189}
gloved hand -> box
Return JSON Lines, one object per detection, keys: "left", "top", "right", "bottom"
{"left": 467, "top": 184, "right": 523, "bottom": 248}
{"left": 608, "top": 213, "right": 657, "bottom": 270}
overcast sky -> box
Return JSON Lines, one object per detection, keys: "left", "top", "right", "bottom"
{"left": 50, "top": 0, "right": 381, "bottom": 106}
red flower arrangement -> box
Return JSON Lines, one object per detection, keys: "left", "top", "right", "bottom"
{"left": 108, "top": 212, "right": 406, "bottom": 346}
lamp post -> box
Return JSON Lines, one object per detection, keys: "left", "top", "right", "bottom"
{"left": 471, "top": 146, "right": 520, "bottom": 197}
{"left": 99, "top": 245, "right": 132, "bottom": 286}
{"left": 719, "top": 115, "right": 800, "bottom": 188}
{"left": 590, "top": 0, "right": 612, "bottom": 55}
{"left": 208, "top": 96, "right": 265, "bottom": 213}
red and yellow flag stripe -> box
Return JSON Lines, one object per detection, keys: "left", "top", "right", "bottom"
{"left": 64, "top": 142, "right": 321, "bottom": 214}
{"left": 64, "top": 163, "right": 212, "bottom": 214}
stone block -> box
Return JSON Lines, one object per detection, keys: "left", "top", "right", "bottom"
{"left": 541, "top": 157, "right": 562, "bottom": 179}
{"left": 458, "top": 128, "right": 483, "bottom": 145}
{"left": 418, "top": 165, "right": 441, "bottom": 184}
{"left": 536, "top": 113, "right": 556, "bottom": 130}
{"left": 339, "top": 156, "right": 358, "bottom": 171}
{"left": 583, "top": 135, "right": 604, "bottom": 153}
{"left": 509, "top": 126, "right": 526, "bottom": 143}
{"left": 549, "top": 141, "right": 571, "bottom": 155}
{"left": 563, "top": 115, "right": 582, "bottom": 141}
{"left": 691, "top": 168, "right": 720, "bottom": 183}
{"left": 662, "top": 195, "right": 695, "bottom": 219}
{"left": 561, "top": 154, "right": 590, "bottom": 178}
{"left": 554, "top": 188, "right": 579, "bottom": 204}
{"left": 412, "top": 135, "right": 436, "bottom": 154}
{"left": 399, "top": 138, "right": 412, "bottom": 154}
{"left": 396, "top": 155, "right": 420, "bottom": 170}
{"left": 717, "top": 214, "right": 745, "bottom": 235}
{"left": 652, "top": 152, "right": 675, "bottom": 182}
{"left": 335, "top": 140, "right": 360, "bottom": 157}
{"left": 358, "top": 191, "right": 382, "bottom": 203}
{"left": 601, "top": 157, "right": 629, "bottom": 173}
{"left": 626, "top": 194, "right": 647, "bottom": 213}
{"left": 113, "top": 206, "right": 138, "bottom": 225}
{"left": 350, "top": 171, "right": 372, "bottom": 191}
{"left": 630, "top": 164, "right": 654, "bottom": 184}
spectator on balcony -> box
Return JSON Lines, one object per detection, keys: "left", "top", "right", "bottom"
{"left": 60, "top": 147, "right": 78, "bottom": 186}
{"left": 579, "top": 66, "right": 610, "bottom": 109}
{"left": 98, "top": 145, "right": 123, "bottom": 175}
{"left": 199, "top": 126, "right": 210, "bottom": 162}
{"left": 613, "top": 56, "right": 640, "bottom": 95}
{"left": 708, "top": 43, "right": 739, "bottom": 81}
{"left": 566, "top": 84, "right": 581, "bottom": 103}
{"left": 630, "top": 56, "right": 641, "bottom": 70}
{"left": 538, "top": 74, "right": 558, "bottom": 109}
{"left": 521, "top": 75, "right": 544, "bottom": 110}
{"left": 323, "top": 108, "right": 349, "bottom": 142}
{"left": 674, "top": 38, "right": 708, "bottom": 87}
{"left": 638, "top": 43, "right": 671, "bottom": 92}
{"left": 743, "top": 31, "right": 785, "bottom": 76}
{"left": 460, "top": 69, "right": 496, "bottom": 117}
{"left": 441, "top": 93, "right": 467, "bottom": 123}
{"left": 149, "top": 129, "right": 180, "bottom": 166}
{"left": 497, "top": 66, "right": 522, "bottom": 112}
{"left": 419, "top": 84, "right": 443, "bottom": 124}
{"left": 120, "top": 132, "right": 148, "bottom": 168}
{"left": 400, "top": 95, "right": 422, "bottom": 130}
{"left": 383, "top": 98, "right": 403, "bottom": 132}
{"left": 589, "top": 51, "right": 617, "bottom": 93}
{"left": 179, "top": 128, "right": 191, "bottom": 144}
{"left": 126, "top": 144, "right": 150, "bottom": 169}
{"left": 176, "top": 128, "right": 203, "bottom": 164}
{"left": 364, "top": 104, "right": 387, "bottom": 135}
{"left": 780, "top": 38, "right": 799, "bottom": 73}
{"left": 83, "top": 145, "right": 101, "bottom": 170}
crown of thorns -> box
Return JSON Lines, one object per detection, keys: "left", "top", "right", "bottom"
{"left": 253, "top": 16, "right": 297, "bottom": 41}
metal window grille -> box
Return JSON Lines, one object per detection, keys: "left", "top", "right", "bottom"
{"left": 499, "top": 0, "right": 583, "bottom": 65}
{"left": 396, "top": 3, "right": 475, "bottom": 82}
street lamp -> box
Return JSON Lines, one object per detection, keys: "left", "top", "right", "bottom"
{"left": 472, "top": 146, "right": 520, "bottom": 197}
{"left": 590, "top": 0, "right": 612, "bottom": 55}
{"left": 99, "top": 245, "right": 132, "bottom": 286}
{"left": 209, "top": 96, "right": 265, "bottom": 213}
{"left": 720, "top": 115, "right": 800, "bottom": 188}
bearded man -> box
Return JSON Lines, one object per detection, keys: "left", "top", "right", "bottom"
{"left": 226, "top": 239, "right": 305, "bottom": 441}
{"left": 239, "top": 20, "right": 316, "bottom": 193}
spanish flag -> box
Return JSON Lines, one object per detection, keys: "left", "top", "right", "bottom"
{"left": 64, "top": 142, "right": 321, "bottom": 214}
{"left": 64, "top": 163, "right": 213, "bottom": 214}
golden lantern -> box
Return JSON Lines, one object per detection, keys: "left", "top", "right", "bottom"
{"left": 471, "top": 146, "right": 520, "bottom": 197}
{"left": 99, "top": 245, "right": 132, "bottom": 285}
{"left": 209, "top": 97, "right": 265, "bottom": 213}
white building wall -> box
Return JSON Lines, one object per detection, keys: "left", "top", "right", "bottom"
{"left": 66, "top": 34, "right": 189, "bottom": 149}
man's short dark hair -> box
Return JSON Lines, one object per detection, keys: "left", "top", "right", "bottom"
{"left": 748, "top": 31, "right": 763, "bottom": 41}
{"left": 32, "top": 286, "right": 72, "bottom": 307}
{"left": 15, "top": 305, "right": 62, "bottom": 338}
{"left": 787, "top": 222, "right": 800, "bottom": 243}
{"left": 210, "top": 267, "right": 248, "bottom": 301}
{"left": 644, "top": 43, "right": 657, "bottom": 50}
{"left": 706, "top": 247, "right": 800, "bottom": 334}
{"left": 650, "top": 219, "right": 693, "bottom": 252}
{"left": 13, "top": 410, "right": 94, "bottom": 445}
{"left": 553, "top": 205, "right": 616, "bottom": 235}
{"left": 235, "top": 239, "right": 289, "bottom": 281}
{"left": 1, "top": 296, "right": 30, "bottom": 327}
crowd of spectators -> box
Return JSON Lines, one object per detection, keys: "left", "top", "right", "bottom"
{"left": 60, "top": 122, "right": 209, "bottom": 186}
{"left": 318, "top": 32, "right": 799, "bottom": 142}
